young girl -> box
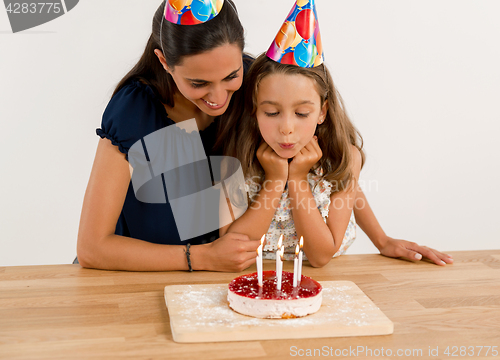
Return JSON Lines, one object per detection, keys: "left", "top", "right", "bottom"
{"left": 220, "top": 52, "right": 361, "bottom": 267}
{"left": 220, "top": 0, "right": 453, "bottom": 267}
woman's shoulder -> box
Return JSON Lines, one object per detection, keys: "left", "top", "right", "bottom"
{"left": 97, "top": 79, "right": 171, "bottom": 157}
{"left": 108, "top": 79, "right": 163, "bottom": 111}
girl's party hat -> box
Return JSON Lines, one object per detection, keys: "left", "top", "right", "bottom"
{"left": 266, "top": 0, "right": 324, "bottom": 68}
{"left": 165, "top": 0, "right": 224, "bottom": 25}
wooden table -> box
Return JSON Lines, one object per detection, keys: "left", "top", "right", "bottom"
{"left": 1, "top": 250, "right": 499, "bottom": 360}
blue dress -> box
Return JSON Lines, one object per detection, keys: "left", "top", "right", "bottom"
{"left": 96, "top": 79, "right": 221, "bottom": 246}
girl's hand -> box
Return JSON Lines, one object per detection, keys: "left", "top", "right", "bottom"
{"left": 288, "top": 136, "right": 322, "bottom": 181}
{"left": 256, "top": 142, "right": 288, "bottom": 182}
{"left": 199, "top": 232, "right": 261, "bottom": 272}
{"left": 378, "top": 236, "right": 454, "bottom": 266}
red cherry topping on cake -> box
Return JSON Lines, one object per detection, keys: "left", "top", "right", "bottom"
{"left": 228, "top": 270, "right": 322, "bottom": 300}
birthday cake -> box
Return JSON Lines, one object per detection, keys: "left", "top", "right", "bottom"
{"left": 227, "top": 270, "right": 322, "bottom": 319}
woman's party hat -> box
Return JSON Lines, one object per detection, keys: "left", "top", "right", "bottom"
{"left": 266, "top": 0, "right": 324, "bottom": 68}
{"left": 164, "top": 0, "right": 224, "bottom": 25}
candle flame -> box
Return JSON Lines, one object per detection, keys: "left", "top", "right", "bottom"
{"left": 299, "top": 236, "right": 304, "bottom": 248}
{"left": 256, "top": 244, "right": 262, "bottom": 256}
{"left": 279, "top": 248, "right": 284, "bottom": 261}
{"left": 278, "top": 234, "right": 283, "bottom": 249}
{"left": 295, "top": 244, "right": 299, "bottom": 256}
{"left": 260, "top": 234, "right": 266, "bottom": 246}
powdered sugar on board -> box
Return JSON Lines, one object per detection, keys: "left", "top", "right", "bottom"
{"left": 164, "top": 281, "right": 393, "bottom": 342}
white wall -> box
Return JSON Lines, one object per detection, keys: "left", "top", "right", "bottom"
{"left": 1, "top": 0, "right": 499, "bottom": 266}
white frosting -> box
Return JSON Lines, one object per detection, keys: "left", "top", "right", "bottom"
{"left": 227, "top": 289, "right": 322, "bottom": 319}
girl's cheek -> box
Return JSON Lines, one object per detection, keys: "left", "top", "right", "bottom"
{"left": 260, "top": 130, "right": 272, "bottom": 143}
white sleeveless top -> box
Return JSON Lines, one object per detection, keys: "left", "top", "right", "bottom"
{"left": 244, "top": 168, "right": 357, "bottom": 261}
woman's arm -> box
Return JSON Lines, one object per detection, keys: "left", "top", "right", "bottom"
{"left": 289, "top": 143, "right": 362, "bottom": 267}
{"left": 77, "top": 138, "right": 259, "bottom": 272}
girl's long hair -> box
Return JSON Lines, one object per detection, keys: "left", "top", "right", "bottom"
{"left": 112, "top": 0, "right": 244, "bottom": 107}
{"left": 222, "top": 53, "right": 365, "bottom": 194}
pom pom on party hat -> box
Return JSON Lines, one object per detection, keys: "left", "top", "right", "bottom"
{"left": 164, "top": 0, "right": 224, "bottom": 25}
{"left": 266, "top": 0, "right": 324, "bottom": 68}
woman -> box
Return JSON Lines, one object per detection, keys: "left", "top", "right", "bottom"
{"left": 77, "top": 0, "right": 452, "bottom": 272}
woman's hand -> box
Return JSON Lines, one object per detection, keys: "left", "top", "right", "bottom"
{"left": 288, "top": 136, "right": 322, "bottom": 181}
{"left": 378, "top": 236, "right": 454, "bottom": 266}
{"left": 256, "top": 142, "right": 288, "bottom": 182}
{"left": 194, "top": 232, "right": 260, "bottom": 272}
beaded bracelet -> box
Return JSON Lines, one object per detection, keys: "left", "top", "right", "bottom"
{"left": 185, "top": 243, "right": 193, "bottom": 272}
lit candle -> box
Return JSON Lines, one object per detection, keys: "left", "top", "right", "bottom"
{"left": 277, "top": 234, "right": 283, "bottom": 251}
{"left": 293, "top": 244, "right": 299, "bottom": 287}
{"left": 277, "top": 247, "right": 284, "bottom": 291}
{"left": 256, "top": 244, "right": 263, "bottom": 287}
{"left": 298, "top": 236, "right": 304, "bottom": 285}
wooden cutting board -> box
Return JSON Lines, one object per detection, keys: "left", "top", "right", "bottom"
{"left": 164, "top": 281, "right": 393, "bottom": 343}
